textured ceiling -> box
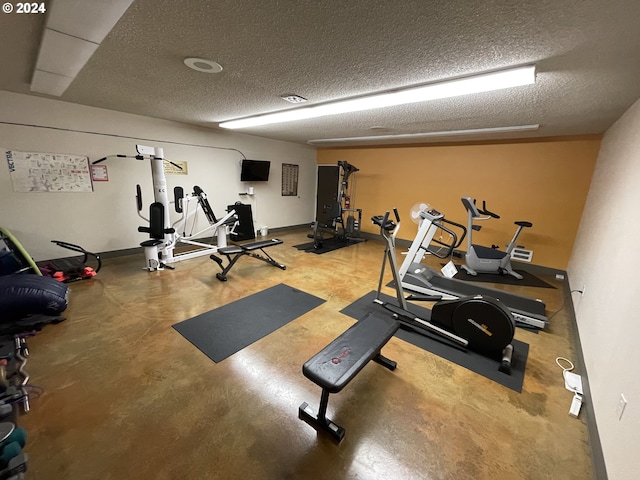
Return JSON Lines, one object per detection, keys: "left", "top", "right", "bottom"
{"left": 1, "top": 0, "right": 639, "bottom": 146}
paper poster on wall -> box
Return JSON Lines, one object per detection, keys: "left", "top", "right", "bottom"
{"left": 5, "top": 149, "right": 93, "bottom": 192}
{"left": 164, "top": 160, "right": 188, "bottom": 175}
{"left": 282, "top": 163, "right": 299, "bottom": 196}
{"left": 91, "top": 164, "right": 109, "bottom": 182}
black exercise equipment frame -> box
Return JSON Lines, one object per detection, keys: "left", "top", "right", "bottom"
{"left": 210, "top": 239, "right": 286, "bottom": 281}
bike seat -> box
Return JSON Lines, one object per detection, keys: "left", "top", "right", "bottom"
{"left": 515, "top": 221, "right": 532, "bottom": 228}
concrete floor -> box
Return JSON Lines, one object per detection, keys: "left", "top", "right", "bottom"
{"left": 18, "top": 228, "right": 593, "bottom": 479}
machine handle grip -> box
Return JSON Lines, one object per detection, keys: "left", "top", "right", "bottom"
{"left": 393, "top": 208, "right": 400, "bottom": 223}
{"left": 371, "top": 211, "right": 396, "bottom": 232}
{"left": 427, "top": 222, "right": 459, "bottom": 259}
{"left": 440, "top": 217, "right": 467, "bottom": 248}
{"left": 479, "top": 200, "right": 500, "bottom": 219}
{"left": 136, "top": 184, "right": 143, "bottom": 212}
{"left": 166, "top": 160, "right": 183, "bottom": 170}
{"left": 92, "top": 154, "right": 129, "bottom": 164}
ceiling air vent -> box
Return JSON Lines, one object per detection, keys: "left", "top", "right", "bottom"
{"left": 280, "top": 94, "right": 307, "bottom": 104}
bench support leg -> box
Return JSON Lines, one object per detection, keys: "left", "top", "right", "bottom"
{"left": 373, "top": 352, "right": 397, "bottom": 371}
{"left": 211, "top": 247, "right": 286, "bottom": 282}
{"left": 298, "top": 388, "right": 345, "bottom": 443}
{"left": 247, "top": 248, "right": 286, "bottom": 270}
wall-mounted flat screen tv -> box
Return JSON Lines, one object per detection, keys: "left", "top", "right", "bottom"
{"left": 241, "top": 159, "right": 271, "bottom": 182}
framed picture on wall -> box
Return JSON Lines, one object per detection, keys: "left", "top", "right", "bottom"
{"left": 91, "top": 164, "right": 109, "bottom": 182}
{"left": 282, "top": 163, "right": 299, "bottom": 196}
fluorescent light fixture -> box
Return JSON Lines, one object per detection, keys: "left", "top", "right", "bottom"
{"left": 219, "top": 65, "right": 536, "bottom": 129}
{"left": 307, "top": 124, "right": 541, "bottom": 145}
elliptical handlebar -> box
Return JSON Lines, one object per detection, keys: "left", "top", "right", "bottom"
{"left": 371, "top": 211, "right": 397, "bottom": 232}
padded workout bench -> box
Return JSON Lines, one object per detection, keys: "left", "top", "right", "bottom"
{"left": 210, "top": 238, "right": 286, "bottom": 281}
{"left": 299, "top": 312, "right": 400, "bottom": 442}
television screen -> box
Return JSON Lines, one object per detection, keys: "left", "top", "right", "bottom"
{"left": 241, "top": 159, "right": 271, "bottom": 182}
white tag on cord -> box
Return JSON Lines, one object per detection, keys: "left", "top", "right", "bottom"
{"left": 441, "top": 260, "right": 458, "bottom": 278}
{"left": 564, "top": 371, "right": 583, "bottom": 394}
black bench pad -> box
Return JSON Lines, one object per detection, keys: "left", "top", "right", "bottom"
{"left": 217, "top": 246, "right": 244, "bottom": 255}
{"left": 303, "top": 313, "right": 400, "bottom": 393}
{"left": 299, "top": 313, "right": 399, "bottom": 442}
{"left": 242, "top": 238, "right": 283, "bottom": 250}
{"left": 212, "top": 239, "right": 286, "bottom": 281}
{"left": 218, "top": 238, "right": 283, "bottom": 255}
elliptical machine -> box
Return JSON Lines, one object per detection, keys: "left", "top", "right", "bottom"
{"left": 460, "top": 196, "right": 532, "bottom": 279}
{"left": 372, "top": 209, "right": 516, "bottom": 373}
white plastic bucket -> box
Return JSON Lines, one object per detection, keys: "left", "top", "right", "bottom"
{"left": 260, "top": 226, "right": 269, "bottom": 236}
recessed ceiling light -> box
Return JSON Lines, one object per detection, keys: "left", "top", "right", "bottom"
{"left": 280, "top": 94, "right": 308, "bottom": 104}
{"left": 184, "top": 57, "right": 223, "bottom": 73}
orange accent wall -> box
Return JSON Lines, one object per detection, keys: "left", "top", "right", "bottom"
{"left": 317, "top": 137, "right": 600, "bottom": 270}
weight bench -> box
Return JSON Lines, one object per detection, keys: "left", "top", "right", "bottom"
{"left": 298, "top": 312, "right": 400, "bottom": 442}
{"left": 210, "top": 238, "right": 286, "bottom": 281}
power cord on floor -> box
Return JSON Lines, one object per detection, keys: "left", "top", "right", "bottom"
{"left": 548, "top": 288, "right": 584, "bottom": 322}
{"left": 546, "top": 297, "right": 565, "bottom": 321}
{"left": 556, "top": 356, "right": 583, "bottom": 417}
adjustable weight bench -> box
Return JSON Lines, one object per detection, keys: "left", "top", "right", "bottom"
{"left": 210, "top": 238, "right": 286, "bottom": 281}
{"left": 299, "top": 312, "right": 400, "bottom": 442}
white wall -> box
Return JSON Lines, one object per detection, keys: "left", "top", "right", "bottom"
{"left": 0, "top": 91, "right": 317, "bottom": 261}
{"left": 568, "top": 98, "right": 640, "bottom": 480}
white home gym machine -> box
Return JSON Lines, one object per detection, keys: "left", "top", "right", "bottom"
{"left": 397, "top": 203, "right": 549, "bottom": 330}
{"left": 93, "top": 145, "right": 238, "bottom": 271}
{"left": 460, "top": 196, "right": 533, "bottom": 279}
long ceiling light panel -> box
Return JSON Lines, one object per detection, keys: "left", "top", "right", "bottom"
{"left": 307, "top": 124, "right": 541, "bottom": 145}
{"left": 219, "top": 65, "right": 536, "bottom": 129}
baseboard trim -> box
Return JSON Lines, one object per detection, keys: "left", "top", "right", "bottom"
{"left": 564, "top": 275, "right": 609, "bottom": 480}
{"left": 43, "top": 224, "right": 314, "bottom": 262}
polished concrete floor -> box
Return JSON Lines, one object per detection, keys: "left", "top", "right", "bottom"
{"left": 19, "top": 228, "right": 593, "bottom": 479}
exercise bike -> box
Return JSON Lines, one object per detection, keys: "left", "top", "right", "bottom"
{"left": 460, "top": 196, "right": 532, "bottom": 280}
{"left": 372, "top": 209, "right": 516, "bottom": 373}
